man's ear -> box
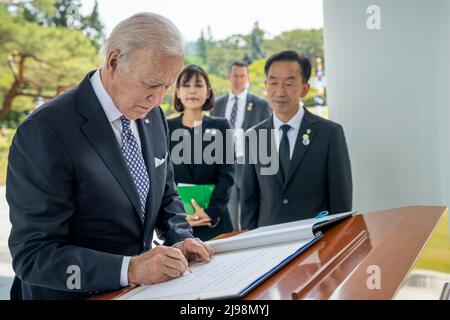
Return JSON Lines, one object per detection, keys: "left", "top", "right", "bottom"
{"left": 106, "top": 49, "right": 121, "bottom": 72}
{"left": 301, "top": 83, "right": 310, "bottom": 98}
{"left": 264, "top": 79, "right": 268, "bottom": 89}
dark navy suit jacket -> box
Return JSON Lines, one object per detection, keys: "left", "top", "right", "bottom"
{"left": 7, "top": 72, "right": 193, "bottom": 299}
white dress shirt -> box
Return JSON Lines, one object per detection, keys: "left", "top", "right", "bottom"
{"left": 225, "top": 89, "right": 248, "bottom": 159}
{"left": 273, "top": 106, "right": 305, "bottom": 160}
{"left": 89, "top": 69, "right": 136, "bottom": 287}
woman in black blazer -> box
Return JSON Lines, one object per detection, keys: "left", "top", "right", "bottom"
{"left": 168, "top": 65, "right": 234, "bottom": 241}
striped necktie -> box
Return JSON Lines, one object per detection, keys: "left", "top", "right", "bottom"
{"left": 120, "top": 116, "right": 150, "bottom": 218}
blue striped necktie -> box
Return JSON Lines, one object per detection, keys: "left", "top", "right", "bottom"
{"left": 229, "top": 96, "right": 239, "bottom": 129}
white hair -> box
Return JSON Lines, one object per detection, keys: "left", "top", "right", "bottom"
{"left": 102, "top": 12, "right": 184, "bottom": 68}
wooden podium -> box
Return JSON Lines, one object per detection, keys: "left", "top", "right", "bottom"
{"left": 92, "top": 206, "right": 448, "bottom": 300}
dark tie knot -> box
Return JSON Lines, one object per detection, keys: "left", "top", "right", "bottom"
{"left": 120, "top": 115, "right": 131, "bottom": 130}
{"left": 280, "top": 124, "right": 291, "bottom": 135}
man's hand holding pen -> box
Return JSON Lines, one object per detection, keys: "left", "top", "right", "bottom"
{"left": 127, "top": 238, "right": 214, "bottom": 285}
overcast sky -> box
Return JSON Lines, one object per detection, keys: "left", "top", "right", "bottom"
{"left": 81, "top": 0, "right": 324, "bottom": 42}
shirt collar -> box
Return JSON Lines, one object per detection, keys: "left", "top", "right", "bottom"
{"left": 90, "top": 69, "right": 123, "bottom": 123}
{"left": 273, "top": 105, "right": 305, "bottom": 131}
{"left": 229, "top": 89, "right": 248, "bottom": 102}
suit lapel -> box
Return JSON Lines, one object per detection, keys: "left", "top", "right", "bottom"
{"left": 242, "top": 93, "right": 253, "bottom": 131}
{"left": 284, "top": 108, "right": 319, "bottom": 188}
{"left": 217, "top": 95, "right": 228, "bottom": 117}
{"left": 76, "top": 73, "right": 143, "bottom": 222}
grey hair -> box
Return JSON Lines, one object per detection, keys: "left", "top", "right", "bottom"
{"left": 102, "top": 12, "right": 184, "bottom": 68}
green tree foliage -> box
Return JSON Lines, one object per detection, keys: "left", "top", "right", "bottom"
{"left": 248, "top": 58, "right": 267, "bottom": 97}
{"left": 196, "top": 26, "right": 214, "bottom": 65}
{"left": 207, "top": 34, "right": 247, "bottom": 77}
{"left": 264, "top": 28, "right": 324, "bottom": 62}
{"left": 50, "top": 0, "right": 105, "bottom": 48}
{"left": 187, "top": 25, "right": 324, "bottom": 111}
{"left": 165, "top": 26, "right": 324, "bottom": 118}
{"left": 0, "top": 5, "right": 100, "bottom": 119}
{"left": 184, "top": 55, "right": 206, "bottom": 70}
{"left": 197, "top": 30, "right": 208, "bottom": 64}
{"left": 7, "top": 0, "right": 57, "bottom": 25}
{"left": 50, "top": 0, "right": 82, "bottom": 27}
{"left": 209, "top": 73, "right": 230, "bottom": 97}
{"left": 81, "top": 0, "right": 104, "bottom": 49}
{"left": 6, "top": 0, "right": 105, "bottom": 49}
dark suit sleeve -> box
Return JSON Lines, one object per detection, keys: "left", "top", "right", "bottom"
{"left": 210, "top": 102, "right": 218, "bottom": 117}
{"left": 240, "top": 130, "right": 260, "bottom": 230}
{"left": 205, "top": 120, "right": 234, "bottom": 224}
{"left": 7, "top": 118, "right": 123, "bottom": 293}
{"left": 155, "top": 109, "right": 194, "bottom": 245}
{"left": 327, "top": 125, "right": 353, "bottom": 214}
{"left": 211, "top": 96, "right": 225, "bottom": 117}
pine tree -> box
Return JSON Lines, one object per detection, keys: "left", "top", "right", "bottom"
{"left": 197, "top": 29, "right": 208, "bottom": 64}
{"left": 50, "top": 0, "right": 82, "bottom": 28}
{"left": 81, "top": 0, "right": 105, "bottom": 50}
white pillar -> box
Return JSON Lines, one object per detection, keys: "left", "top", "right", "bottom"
{"left": 323, "top": 0, "right": 450, "bottom": 215}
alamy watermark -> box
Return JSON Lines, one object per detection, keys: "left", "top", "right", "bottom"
{"left": 367, "top": 5, "right": 382, "bottom": 30}
{"left": 66, "top": 265, "right": 81, "bottom": 290}
{"left": 170, "top": 123, "right": 281, "bottom": 176}
{"left": 366, "top": 265, "right": 381, "bottom": 290}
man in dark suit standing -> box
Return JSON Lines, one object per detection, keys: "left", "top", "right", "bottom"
{"left": 241, "top": 51, "right": 352, "bottom": 229}
{"left": 211, "top": 61, "right": 271, "bottom": 230}
{"left": 6, "top": 13, "right": 213, "bottom": 300}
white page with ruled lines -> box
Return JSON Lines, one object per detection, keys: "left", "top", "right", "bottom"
{"left": 116, "top": 238, "right": 314, "bottom": 300}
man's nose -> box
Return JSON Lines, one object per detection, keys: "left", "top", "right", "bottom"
{"left": 275, "top": 85, "right": 287, "bottom": 96}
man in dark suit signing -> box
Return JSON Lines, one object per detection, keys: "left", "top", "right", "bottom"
{"left": 211, "top": 61, "right": 271, "bottom": 230}
{"left": 6, "top": 13, "right": 213, "bottom": 300}
{"left": 241, "top": 51, "right": 352, "bottom": 229}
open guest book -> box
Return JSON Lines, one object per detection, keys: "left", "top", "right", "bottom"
{"left": 116, "top": 211, "right": 357, "bottom": 300}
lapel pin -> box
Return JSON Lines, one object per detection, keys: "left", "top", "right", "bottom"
{"left": 144, "top": 119, "right": 150, "bottom": 124}
{"left": 247, "top": 102, "right": 253, "bottom": 112}
{"left": 303, "top": 129, "right": 311, "bottom": 146}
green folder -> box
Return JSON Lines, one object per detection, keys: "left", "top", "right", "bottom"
{"left": 176, "top": 184, "right": 215, "bottom": 215}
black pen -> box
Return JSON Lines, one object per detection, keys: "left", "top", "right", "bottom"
{"left": 153, "top": 240, "right": 193, "bottom": 273}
